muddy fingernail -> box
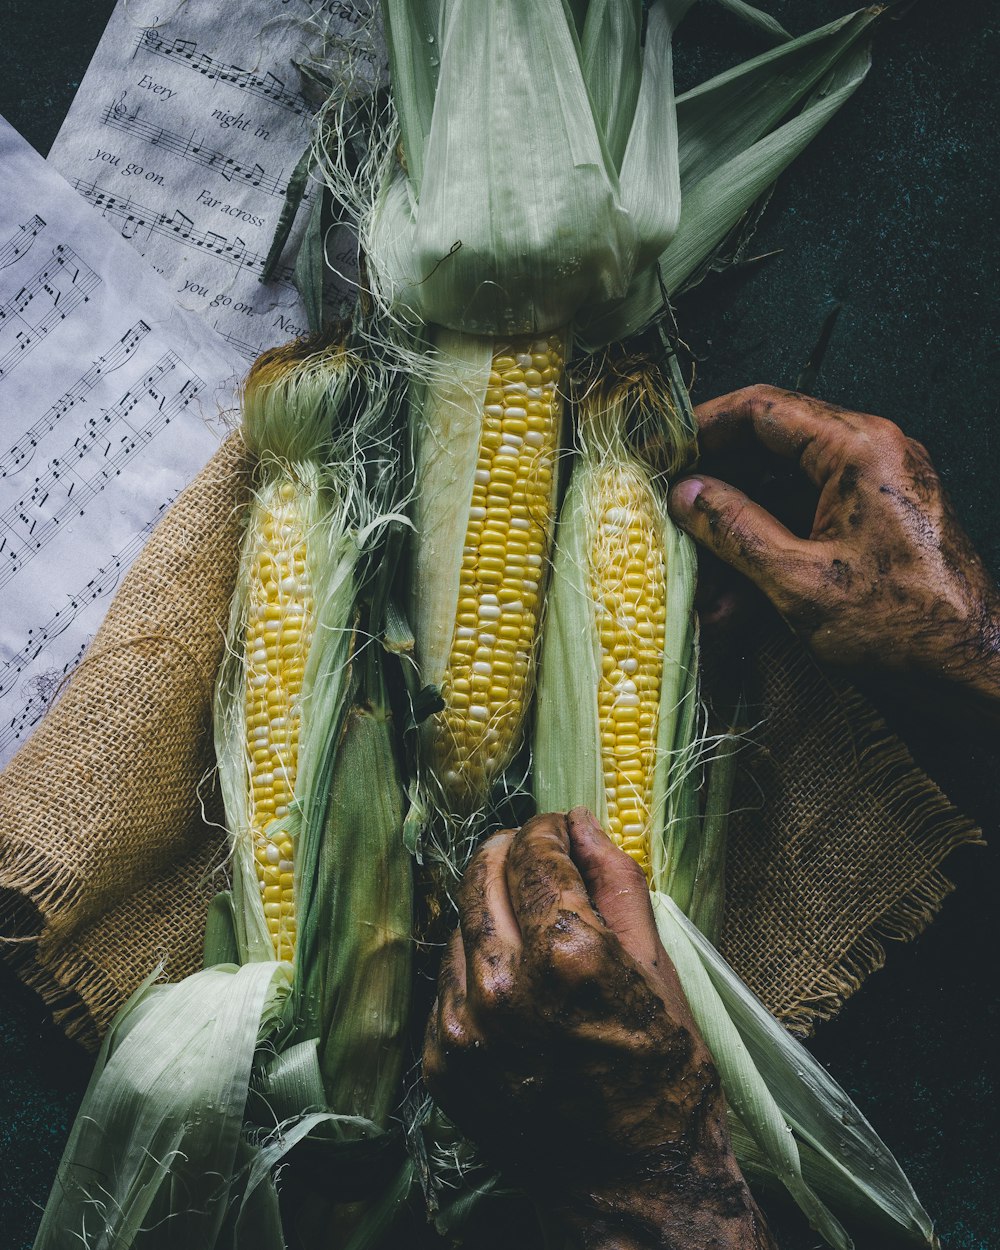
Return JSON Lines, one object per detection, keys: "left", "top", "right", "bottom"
{"left": 669, "top": 476, "right": 704, "bottom": 516}
{"left": 568, "top": 806, "right": 606, "bottom": 837}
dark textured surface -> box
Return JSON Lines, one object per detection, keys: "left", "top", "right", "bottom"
{"left": 1, "top": 1, "right": 997, "bottom": 1248}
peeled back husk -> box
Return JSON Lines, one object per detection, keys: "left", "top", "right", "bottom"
{"left": 651, "top": 894, "right": 937, "bottom": 1249}
{"left": 577, "top": 8, "right": 880, "bottom": 347}
{"left": 213, "top": 342, "right": 370, "bottom": 966}
{"left": 297, "top": 670, "right": 413, "bottom": 1125}
{"left": 33, "top": 961, "right": 292, "bottom": 1250}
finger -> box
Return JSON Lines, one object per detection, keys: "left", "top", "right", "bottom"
{"left": 694, "top": 385, "right": 867, "bottom": 488}
{"left": 668, "top": 474, "right": 823, "bottom": 600}
{"left": 565, "top": 810, "right": 692, "bottom": 1018}
{"left": 438, "top": 924, "right": 467, "bottom": 1015}
{"left": 458, "top": 831, "right": 522, "bottom": 1013}
{"left": 504, "top": 812, "right": 602, "bottom": 945}
{"left": 565, "top": 808, "right": 661, "bottom": 970}
{"left": 423, "top": 927, "right": 470, "bottom": 1097}
{"left": 458, "top": 831, "right": 521, "bottom": 947}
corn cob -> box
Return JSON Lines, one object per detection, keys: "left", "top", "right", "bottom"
{"left": 533, "top": 359, "right": 698, "bottom": 888}
{"left": 414, "top": 330, "right": 565, "bottom": 809}
{"left": 215, "top": 338, "right": 361, "bottom": 965}
{"left": 242, "top": 481, "right": 315, "bottom": 960}
{"left": 589, "top": 460, "right": 668, "bottom": 875}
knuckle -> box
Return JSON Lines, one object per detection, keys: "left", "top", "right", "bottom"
{"left": 477, "top": 970, "right": 516, "bottom": 1015}
{"left": 544, "top": 914, "right": 605, "bottom": 986}
{"left": 439, "top": 1005, "right": 474, "bottom": 1053}
{"left": 741, "top": 382, "right": 785, "bottom": 411}
{"left": 473, "top": 952, "right": 517, "bottom": 1014}
{"left": 856, "top": 413, "right": 907, "bottom": 459}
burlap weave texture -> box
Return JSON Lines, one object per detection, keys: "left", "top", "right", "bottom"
{"left": 720, "top": 628, "right": 982, "bottom": 1036}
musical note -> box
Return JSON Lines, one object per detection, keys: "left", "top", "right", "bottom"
{"left": 101, "top": 101, "right": 300, "bottom": 194}
{"left": 0, "top": 635, "right": 93, "bottom": 752}
{"left": 71, "top": 180, "right": 295, "bottom": 285}
{"left": 136, "top": 29, "right": 311, "bottom": 117}
{"left": 0, "top": 215, "right": 45, "bottom": 271}
{"left": 0, "top": 245, "right": 102, "bottom": 381}
{"left": 0, "top": 113, "right": 235, "bottom": 766}
{"left": 1, "top": 321, "right": 152, "bottom": 479}
{"left": 0, "top": 352, "right": 205, "bottom": 589}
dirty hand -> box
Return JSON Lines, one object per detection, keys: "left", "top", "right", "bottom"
{"left": 423, "top": 808, "right": 774, "bottom": 1250}
{"left": 667, "top": 386, "right": 1000, "bottom": 702}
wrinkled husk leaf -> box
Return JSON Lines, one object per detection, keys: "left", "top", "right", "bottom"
{"left": 652, "top": 893, "right": 937, "bottom": 1249}
{"left": 302, "top": 677, "right": 413, "bottom": 1125}
{"left": 33, "top": 961, "right": 292, "bottom": 1250}
{"left": 372, "top": 0, "right": 689, "bottom": 336}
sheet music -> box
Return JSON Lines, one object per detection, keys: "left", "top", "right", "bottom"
{"left": 49, "top": 0, "right": 379, "bottom": 363}
{"left": 0, "top": 116, "right": 241, "bottom": 766}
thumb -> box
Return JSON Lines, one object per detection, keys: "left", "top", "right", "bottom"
{"left": 565, "top": 807, "right": 662, "bottom": 971}
{"left": 668, "top": 474, "right": 813, "bottom": 602}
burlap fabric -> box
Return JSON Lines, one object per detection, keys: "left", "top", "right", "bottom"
{"left": 0, "top": 433, "right": 253, "bottom": 1046}
{"left": 0, "top": 436, "right": 983, "bottom": 1047}
{"left": 719, "top": 627, "right": 983, "bottom": 1036}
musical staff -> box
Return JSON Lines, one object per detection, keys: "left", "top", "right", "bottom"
{"left": 71, "top": 179, "right": 295, "bottom": 285}
{"left": 0, "top": 638, "right": 91, "bottom": 753}
{"left": 0, "top": 112, "right": 234, "bottom": 766}
{"left": 0, "top": 245, "right": 102, "bottom": 381}
{"left": 0, "top": 215, "right": 45, "bottom": 271}
{"left": 1, "top": 320, "right": 151, "bottom": 479}
{"left": 0, "top": 506, "right": 167, "bottom": 711}
{"left": 216, "top": 326, "right": 260, "bottom": 362}
{"left": 0, "top": 353, "right": 204, "bottom": 589}
{"left": 136, "top": 29, "right": 311, "bottom": 117}
{"left": 102, "top": 96, "right": 291, "bottom": 199}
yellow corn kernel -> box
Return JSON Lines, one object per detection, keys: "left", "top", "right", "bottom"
{"left": 244, "top": 481, "right": 315, "bottom": 959}
{"left": 432, "top": 334, "right": 564, "bottom": 803}
{"left": 589, "top": 463, "right": 667, "bottom": 878}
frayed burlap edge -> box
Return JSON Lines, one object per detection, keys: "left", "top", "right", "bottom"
{"left": 774, "top": 700, "right": 982, "bottom": 1035}
{"left": 721, "top": 631, "right": 984, "bottom": 1037}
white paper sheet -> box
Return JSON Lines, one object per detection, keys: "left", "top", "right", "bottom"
{"left": 48, "top": 0, "right": 378, "bottom": 363}
{"left": 0, "top": 116, "right": 242, "bottom": 766}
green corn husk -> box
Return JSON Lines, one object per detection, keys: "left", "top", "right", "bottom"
{"left": 652, "top": 894, "right": 938, "bottom": 1249}
{"left": 713, "top": 0, "right": 791, "bottom": 42}
{"left": 33, "top": 961, "right": 293, "bottom": 1250}
{"left": 215, "top": 339, "right": 415, "bottom": 1117}
{"left": 373, "top": 0, "right": 691, "bottom": 338}
{"left": 34, "top": 343, "right": 416, "bottom": 1249}
{"left": 213, "top": 340, "right": 369, "bottom": 967}
{"left": 580, "top": 8, "right": 879, "bottom": 345}
{"left": 305, "top": 658, "right": 413, "bottom": 1125}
